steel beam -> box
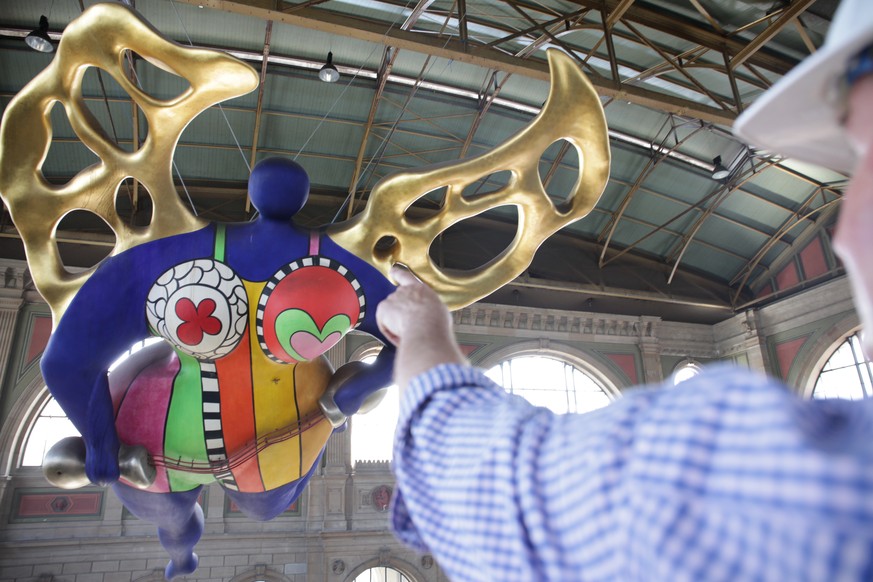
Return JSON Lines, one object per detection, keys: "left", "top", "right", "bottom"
{"left": 730, "top": 0, "right": 817, "bottom": 69}
{"left": 345, "top": 0, "right": 436, "bottom": 218}
{"left": 665, "top": 159, "right": 776, "bottom": 285}
{"left": 688, "top": 0, "right": 724, "bottom": 33}
{"left": 598, "top": 124, "right": 706, "bottom": 266}
{"left": 179, "top": 0, "right": 738, "bottom": 124}
{"left": 565, "top": 0, "right": 796, "bottom": 74}
{"left": 793, "top": 17, "right": 818, "bottom": 54}
{"left": 605, "top": 0, "right": 635, "bottom": 30}
{"left": 731, "top": 196, "right": 841, "bottom": 306}
{"left": 457, "top": 0, "right": 468, "bottom": 46}
{"left": 624, "top": 21, "right": 731, "bottom": 111}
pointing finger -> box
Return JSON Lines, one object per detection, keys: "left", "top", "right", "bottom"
{"left": 390, "top": 264, "right": 422, "bottom": 287}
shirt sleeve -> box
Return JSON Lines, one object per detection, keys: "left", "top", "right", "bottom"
{"left": 390, "top": 363, "right": 873, "bottom": 582}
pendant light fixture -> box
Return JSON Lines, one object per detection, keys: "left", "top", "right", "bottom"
{"left": 25, "top": 15, "right": 54, "bottom": 53}
{"left": 318, "top": 51, "right": 340, "bottom": 83}
{"left": 711, "top": 155, "right": 730, "bottom": 181}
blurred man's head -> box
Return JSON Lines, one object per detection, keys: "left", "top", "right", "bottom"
{"left": 734, "top": 0, "right": 873, "bottom": 358}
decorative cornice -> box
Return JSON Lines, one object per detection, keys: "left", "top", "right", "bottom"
{"left": 453, "top": 303, "right": 660, "bottom": 343}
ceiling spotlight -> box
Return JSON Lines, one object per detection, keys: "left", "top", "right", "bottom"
{"left": 25, "top": 15, "right": 54, "bottom": 53}
{"left": 711, "top": 155, "right": 730, "bottom": 180}
{"left": 318, "top": 51, "right": 340, "bottom": 83}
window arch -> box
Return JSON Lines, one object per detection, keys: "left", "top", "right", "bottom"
{"left": 228, "top": 565, "right": 292, "bottom": 582}
{"left": 353, "top": 567, "right": 413, "bottom": 582}
{"left": 345, "top": 557, "right": 423, "bottom": 582}
{"left": 671, "top": 359, "right": 703, "bottom": 386}
{"left": 812, "top": 332, "right": 872, "bottom": 400}
{"left": 349, "top": 342, "right": 622, "bottom": 462}
{"left": 484, "top": 354, "right": 615, "bottom": 414}
{"left": 20, "top": 395, "right": 80, "bottom": 467}
{"left": 477, "top": 341, "right": 624, "bottom": 398}
{"left": 15, "top": 338, "right": 164, "bottom": 469}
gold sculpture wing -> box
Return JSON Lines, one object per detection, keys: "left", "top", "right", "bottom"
{"left": 0, "top": 4, "right": 259, "bottom": 325}
{"left": 328, "top": 49, "right": 610, "bottom": 310}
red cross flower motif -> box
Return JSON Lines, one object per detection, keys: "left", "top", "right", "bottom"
{"left": 175, "top": 297, "right": 222, "bottom": 346}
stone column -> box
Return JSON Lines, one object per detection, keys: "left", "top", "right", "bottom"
{"left": 0, "top": 263, "right": 27, "bottom": 393}
{"left": 0, "top": 295, "right": 23, "bottom": 383}
{"left": 322, "top": 338, "right": 351, "bottom": 476}
{"left": 637, "top": 316, "right": 663, "bottom": 385}
{"left": 739, "top": 310, "right": 771, "bottom": 374}
{"left": 321, "top": 338, "right": 352, "bottom": 531}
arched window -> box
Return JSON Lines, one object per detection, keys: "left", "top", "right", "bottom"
{"left": 672, "top": 360, "right": 702, "bottom": 386}
{"left": 351, "top": 350, "right": 399, "bottom": 464}
{"left": 812, "top": 332, "right": 872, "bottom": 400}
{"left": 228, "top": 565, "right": 291, "bottom": 582}
{"left": 21, "top": 337, "right": 164, "bottom": 467}
{"left": 485, "top": 354, "right": 613, "bottom": 414}
{"left": 108, "top": 337, "right": 163, "bottom": 371}
{"left": 353, "top": 566, "right": 412, "bottom": 582}
{"left": 20, "top": 396, "right": 80, "bottom": 467}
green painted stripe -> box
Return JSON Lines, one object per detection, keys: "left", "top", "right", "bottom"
{"left": 165, "top": 351, "right": 211, "bottom": 491}
{"left": 214, "top": 223, "right": 226, "bottom": 262}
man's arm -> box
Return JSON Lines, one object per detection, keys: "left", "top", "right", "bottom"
{"left": 377, "top": 267, "right": 873, "bottom": 582}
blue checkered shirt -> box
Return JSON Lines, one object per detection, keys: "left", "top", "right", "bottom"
{"left": 390, "top": 364, "right": 873, "bottom": 581}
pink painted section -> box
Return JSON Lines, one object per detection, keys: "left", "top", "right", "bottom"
{"left": 775, "top": 336, "right": 808, "bottom": 380}
{"left": 17, "top": 492, "right": 102, "bottom": 517}
{"left": 309, "top": 231, "right": 320, "bottom": 256}
{"left": 800, "top": 239, "right": 828, "bottom": 280}
{"left": 605, "top": 353, "right": 638, "bottom": 385}
{"left": 459, "top": 343, "right": 481, "bottom": 357}
{"left": 775, "top": 262, "right": 800, "bottom": 291}
{"left": 757, "top": 282, "right": 773, "bottom": 299}
{"left": 25, "top": 316, "right": 52, "bottom": 367}
{"left": 115, "top": 354, "right": 180, "bottom": 493}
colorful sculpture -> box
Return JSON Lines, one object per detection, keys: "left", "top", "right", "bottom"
{"left": 0, "top": 4, "right": 609, "bottom": 579}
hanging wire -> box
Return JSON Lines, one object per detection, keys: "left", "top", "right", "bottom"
{"left": 290, "top": 50, "right": 377, "bottom": 163}
{"left": 331, "top": 11, "right": 459, "bottom": 223}
{"left": 165, "top": 0, "right": 418, "bottom": 219}
{"left": 173, "top": 160, "right": 199, "bottom": 216}
{"left": 291, "top": 0, "right": 419, "bottom": 163}
{"left": 169, "top": 0, "right": 251, "bottom": 174}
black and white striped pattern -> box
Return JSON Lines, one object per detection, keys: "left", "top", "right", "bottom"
{"left": 255, "top": 256, "right": 366, "bottom": 363}
{"left": 200, "top": 361, "right": 238, "bottom": 491}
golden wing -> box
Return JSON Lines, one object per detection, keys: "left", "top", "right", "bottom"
{"left": 0, "top": 4, "right": 259, "bottom": 325}
{"left": 328, "top": 49, "right": 611, "bottom": 311}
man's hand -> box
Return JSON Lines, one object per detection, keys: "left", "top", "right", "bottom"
{"left": 376, "top": 265, "right": 466, "bottom": 390}
{"left": 377, "top": 266, "right": 452, "bottom": 345}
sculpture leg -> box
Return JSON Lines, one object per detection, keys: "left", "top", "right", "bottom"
{"left": 112, "top": 483, "right": 203, "bottom": 579}
{"left": 222, "top": 451, "right": 322, "bottom": 521}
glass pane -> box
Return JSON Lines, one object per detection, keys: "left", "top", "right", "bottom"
{"left": 354, "top": 567, "right": 409, "bottom": 582}
{"left": 813, "top": 333, "right": 872, "bottom": 400}
{"left": 487, "top": 355, "right": 611, "bottom": 414}
{"left": 108, "top": 336, "right": 164, "bottom": 372}
{"left": 672, "top": 365, "right": 700, "bottom": 385}
{"left": 821, "top": 340, "right": 855, "bottom": 371}
{"left": 484, "top": 365, "right": 503, "bottom": 385}
{"left": 21, "top": 397, "right": 80, "bottom": 466}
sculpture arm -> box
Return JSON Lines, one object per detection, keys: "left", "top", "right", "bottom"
{"left": 319, "top": 345, "right": 396, "bottom": 427}
{"left": 41, "top": 335, "right": 122, "bottom": 485}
